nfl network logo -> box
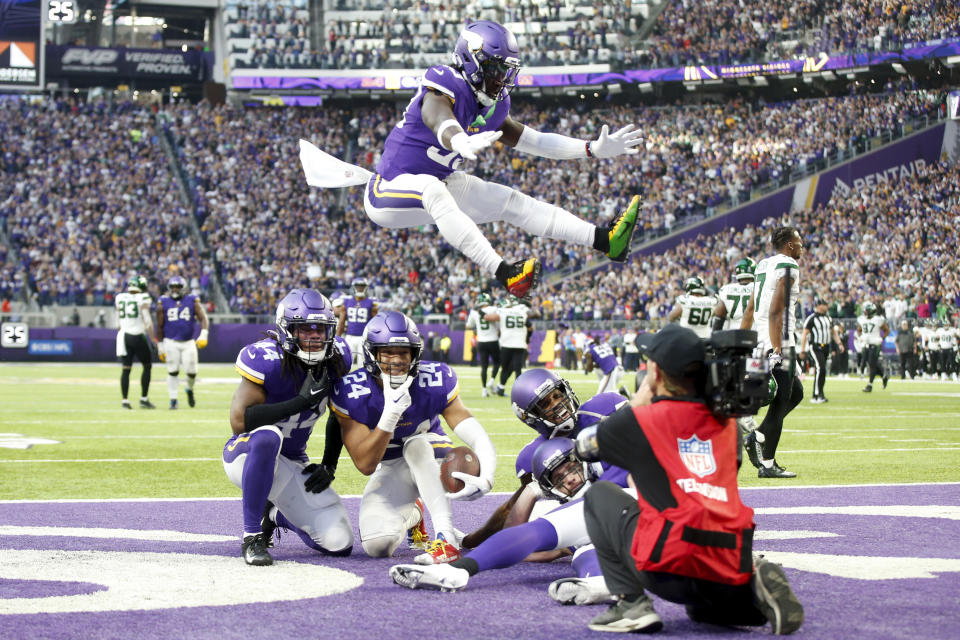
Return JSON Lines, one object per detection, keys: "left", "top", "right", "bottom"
{"left": 677, "top": 435, "right": 716, "bottom": 477}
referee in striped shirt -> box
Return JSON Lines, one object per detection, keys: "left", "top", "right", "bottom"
{"left": 801, "top": 297, "right": 844, "bottom": 403}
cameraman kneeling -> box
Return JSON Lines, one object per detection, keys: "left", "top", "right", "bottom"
{"left": 577, "top": 324, "right": 803, "bottom": 635}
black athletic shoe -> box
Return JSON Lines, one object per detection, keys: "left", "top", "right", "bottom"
{"left": 186, "top": 388, "right": 196, "bottom": 407}
{"left": 588, "top": 594, "right": 663, "bottom": 633}
{"left": 121, "top": 400, "right": 132, "bottom": 410}
{"left": 882, "top": 374, "right": 888, "bottom": 389}
{"left": 139, "top": 399, "right": 157, "bottom": 409}
{"left": 261, "top": 501, "right": 278, "bottom": 548}
{"left": 862, "top": 384, "right": 873, "bottom": 393}
{"left": 758, "top": 461, "right": 797, "bottom": 479}
{"left": 744, "top": 431, "right": 762, "bottom": 469}
{"left": 752, "top": 556, "right": 804, "bottom": 634}
{"left": 241, "top": 533, "right": 273, "bottom": 566}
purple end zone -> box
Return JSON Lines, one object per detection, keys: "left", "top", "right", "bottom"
{"left": 1, "top": 483, "right": 958, "bottom": 640}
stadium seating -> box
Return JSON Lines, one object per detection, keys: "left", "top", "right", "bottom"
{"left": 222, "top": 0, "right": 958, "bottom": 73}
{"left": 1, "top": 86, "right": 950, "bottom": 318}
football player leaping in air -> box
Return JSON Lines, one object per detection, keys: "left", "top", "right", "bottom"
{"left": 300, "top": 20, "right": 643, "bottom": 299}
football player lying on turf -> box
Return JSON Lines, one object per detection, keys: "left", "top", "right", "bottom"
{"left": 389, "top": 436, "right": 636, "bottom": 607}
{"left": 329, "top": 311, "right": 497, "bottom": 563}
{"left": 300, "top": 19, "right": 642, "bottom": 299}
{"left": 461, "top": 369, "right": 627, "bottom": 552}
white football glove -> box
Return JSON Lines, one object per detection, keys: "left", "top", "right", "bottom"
{"left": 156, "top": 341, "right": 166, "bottom": 362}
{"left": 376, "top": 376, "right": 414, "bottom": 434}
{"left": 449, "top": 130, "right": 503, "bottom": 160}
{"left": 195, "top": 329, "right": 208, "bottom": 349}
{"left": 445, "top": 471, "right": 492, "bottom": 501}
{"left": 589, "top": 124, "right": 643, "bottom": 159}
{"left": 767, "top": 350, "right": 783, "bottom": 370}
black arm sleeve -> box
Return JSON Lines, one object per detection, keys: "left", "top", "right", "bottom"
{"left": 243, "top": 395, "right": 311, "bottom": 431}
{"left": 320, "top": 410, "right": 344, "bottom": 470}
{"left": 596, "top": 404, "right": 678, "bottom": 511}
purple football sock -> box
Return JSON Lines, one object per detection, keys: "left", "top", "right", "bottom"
{"left": 572, "top": 547, "right": 603, "bottom": 578}
{"left": 466, "top": 517, "right": 558, "bottom": 572}
{"left": 241, "top": 429, "right": 281, "bottom": 535}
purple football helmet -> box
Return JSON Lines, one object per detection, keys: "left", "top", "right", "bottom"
{"left": 352, "top": 277, "right": 369, "bottom": 299}
{"left": 531, "top": 437, "right": 588, "bottom": 502}
{"left": 275, "top": 289, "right": 337, "bottom": 366}
{"left": 452, "top": 20, "right": 521, "bottom": 105}
{"left": 511, "top": 368, "right": 580, "bottom": 438}
{"left": 167, "top": 275, "right": 187, "bottom": 300}
{"left": 363, "top": 310, "right": 423, "bottom": 388}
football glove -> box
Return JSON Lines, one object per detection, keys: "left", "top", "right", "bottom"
{"left": 298, "top": 367, "right": 331, "bottom": 407}
{"left": 445, "top": 471, "right": 492, "bottom": 501}
{"left": 156, "top": 341, "right": 166, "bottom": 362}
{"left": 302, "top": 463, "right": 336, "bottom": 493}
{"left": 376, "top": 376, "right": 414, "bottom": 433}
{"left": 450, "top": 130, "right": 503, "bottom": 160}
{"left": 195, "top": 329, "right": 208, "bottom": 349}
{"left": 589, "top": 124, "right": 643, "bottom": 159}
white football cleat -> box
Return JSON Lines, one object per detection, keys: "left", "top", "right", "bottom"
{"left": 548, "top": 576, "right": 614, "bottom": 606}
{"left": 389, "top": 563, "right": 469, "bottom": 592}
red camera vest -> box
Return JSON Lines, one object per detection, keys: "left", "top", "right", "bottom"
{"left": 629, "top": 401, "right": 755, "bottom": 585}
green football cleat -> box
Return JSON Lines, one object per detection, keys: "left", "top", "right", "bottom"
{"left": 607, "top": 195, "right": 640, "bottom": 262}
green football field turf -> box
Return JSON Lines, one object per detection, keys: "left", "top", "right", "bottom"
{"left": 1, "top": 363, "right": 958, "bottom": 500}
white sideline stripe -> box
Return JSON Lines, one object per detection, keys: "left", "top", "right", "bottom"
{"left": 1, "top": 481, "right": 957, "bottom": 504}
{"left": 0, "top": 525, "right": 236, "bottom": 542}
{"left": 754, "top": 505, "right": 960, "bottom": 520}
{"left": 3, "top": 446, "right": 960, "bottom": 464}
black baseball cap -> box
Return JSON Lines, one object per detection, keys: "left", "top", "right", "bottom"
{"left": 636, "top": 324, "right": 706, "bottom": 377}
{"left": 815, "top": 297, "right": 827, "bottom": 306}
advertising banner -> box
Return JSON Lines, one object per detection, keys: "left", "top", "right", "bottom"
{"left": 231, "top": 37, "right": 960, "bottom": 91}
{"left": 810, "top": 124, "right": 946, "bottom": 207}
{"left": 46, "top": 45, "right": 208, "bottom": 83}
{"left": 0, "top": 0, "right": 44, "bottom": 90}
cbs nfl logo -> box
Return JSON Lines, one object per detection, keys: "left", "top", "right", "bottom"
{"left": 677, "top": 435, "right": 716, "bottom": 477}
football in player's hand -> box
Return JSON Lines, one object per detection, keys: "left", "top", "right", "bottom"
{"left": 440, "top": 446, "right": 480, "bottom": 493}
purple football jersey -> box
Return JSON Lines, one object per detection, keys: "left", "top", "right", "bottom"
{"left": 231, "top": 336, "right": 350, "bottom": 463}
{"left": 343, "top": 297, "right": 375, "bottom": 336}
{"left": 159, "top": 294, "right": 198, "bottom": 341}
{"left": 329, "top": 361, "right": 458, "bottom": 461}
{"left": 514, "top": 392, "right": 628, "bottom": 481}
{"left": 587, "top": 341, "right": 620, "bottom": 375}
{"left": 376, "top": 65, "right": 512, "bottom": 181}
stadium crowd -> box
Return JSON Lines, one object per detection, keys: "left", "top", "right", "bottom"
{"left": 223, "top": 0, "right": 959, "bottom": 72}
{"left": 647, "top": 0, "right": 960, "bottom": 68}
{"left": 0, "top": 83, "right": 947, "bottom": 315}
{"left": 0, "top": 98, "right": 215, "bottom": 309}
{"left": 532, "top": 160, "right": 960, "bottom": 331}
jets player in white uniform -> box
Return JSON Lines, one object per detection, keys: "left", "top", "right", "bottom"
{"left": 115, "top": 275, "right": 156, "bottom": 409}
{"left": 740, "top": 227, "right": 804, "bottom": 478}
{"left": 712, "top": 258, "right": 756, "bottom": 331}
{"left": 935, "top": 321, "right": 958, "bottom": 380}
{"left": 857, "top": 302, "right": 889, "bottom": 392}
{"left": 489, "top": 298, "right": 531, "bottom": 395}
{"left": 667, "top": 276, "right": 716, "bottom": 338}
{"left": 712, "top": 258, "right": 760, "bottom": 436}
{"left": 465, "top": 292, "right": 501, "bottom": 396}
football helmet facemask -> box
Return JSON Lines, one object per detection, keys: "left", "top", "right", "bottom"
{"left": 685, "top": 276, "right": 706, "bottom": 295}
{"left": 511, "top": 368, "right": 580, "bottom": 438}
{"left": 531, "top": 437, "right": 589, "bottom": 503}
{"left": 363, "top": 311, "right": 423, "bottom": 389}
{"left": 452, "top": 20, "right": 521, "bottom": 106}
{"left": 275, "top": 289, "right": 337, "bottom": 366}
{"left": 734, "top": 258, "right": 756, "bottom": 284}
{"left": 167, "top": 275, "right": 187, "bottom": 300}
